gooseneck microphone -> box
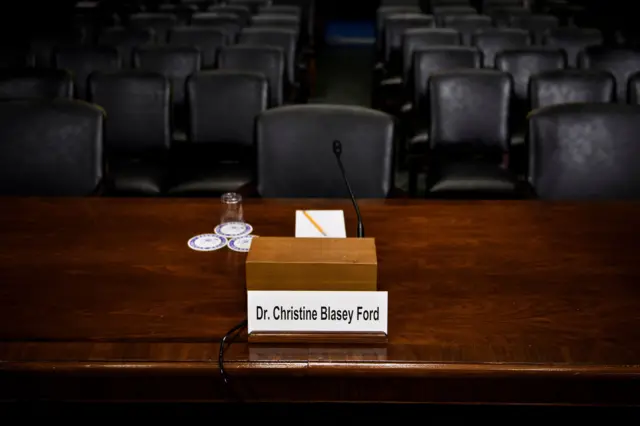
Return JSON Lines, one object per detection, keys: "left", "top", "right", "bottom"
{"left": 332, "top": 140, "right": 365, "bottom": 238}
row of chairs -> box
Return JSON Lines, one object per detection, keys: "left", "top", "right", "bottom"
{"left": 1, "top": 97, "right": 638, "bottom": 200}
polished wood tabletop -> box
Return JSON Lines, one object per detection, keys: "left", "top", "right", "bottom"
{"left": 1, "top": 198, "right": 640, "bottom": 405}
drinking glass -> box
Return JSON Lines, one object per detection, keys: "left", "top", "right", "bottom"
{"left": 220, "top": 192, "right": 243, "bottom": 224}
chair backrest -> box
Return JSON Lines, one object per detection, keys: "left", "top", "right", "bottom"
{"left": 495, "top": 48, "right": 565, "bottom": 101}
{"left": 133, "top": 46, "right": 201, "bottom": 105}
{"left": 530, "top": 70, "right": 615, "bottom": 110}
{"left": 543, "top": 27, "right": 602, "bottom": 68}
{"left": 208, "top": 4, "right": 252, "bottom": 25}
{"left": 0, "top": 69, "right": 73, "bottom": 100}
{"left": 128, "top": 12, "right": 178, "bottom": 43}
{"left": 168, "top": 27, "right": 227, "bottom": 68}
{"left": 429, "top": 69, "right": 511, "bottom": 153}
{"left": 89, "top": 71, "right": 171, "bottom": 157}
{"left": 528, "top": 103, "right": 640, "bottom": 200}
{"left": 229, "top": 0, "right": 270, "bottom": 14}
{"left": 190, "top": 13, "right": 243, "bottom": 43}
{"left": 98, "top": 27, "right": 155, "bottom": 68}
{"left": 402, "top": 28, "right": 461, "bottom": 81}
{"left": 251, "top": 14, "right": 300, "bottom": 32}
{"left": 627, "top": 71, "right": 640, "bottom": 104}
{"left": 257, "top": 105, "right": 395, "bottom": 198}
{"left": 219, "top": 45, "right": 285, "bottom": 107}
{"left": 384, "top": 13, "right": 434, "bottom": 63}
{"left": 54, "top": 46, "right": 121, "bottom": 100}
{"left": 238, "top": 28, "right": 298, "bottom": 85}
{"left": 187, "top": 70, "right": 268, "bottom": 146}
{"left": 258, "top": 5, "right": 302, "bottom": 19}
{"left": 376, "top": 5, "right": 421, "bottom": 52}
{"left": 472, "top": 28, "right": 530, "bottom": 67}
{"left": 0, "top": 99, "right": 103, "bottom": 196}
{"left": 579, "top": 47, "right": 640, "bottom": 103}
{"left": 413, "top": 46, "right": 481, "bottom": 112}
{"left": 433, "top": 6, "right": 478, "bottom": 26}
{"left": 442, "top": 14, "right": 493, "bottom": 45}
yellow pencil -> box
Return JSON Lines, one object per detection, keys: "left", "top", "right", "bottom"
{"left": 302, "top": 211, "right": 327, "bottom": 236}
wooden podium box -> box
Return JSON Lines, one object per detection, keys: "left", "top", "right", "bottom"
{"left": 246, "top": 237, "right": 387, "bottom": 343}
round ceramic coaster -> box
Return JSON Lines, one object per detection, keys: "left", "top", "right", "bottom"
{"left": 228, "top": 235, "right": 258, "bottom": 253}
{"left": 188, "top": 234, "right": 227, "bottom": 252}
{"left": 214, "top": 222, "right": 253, "bottom": 239}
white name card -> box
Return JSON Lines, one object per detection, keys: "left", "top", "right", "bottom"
{"left": 247, "top": 291, "right": 388, "bottom": 334}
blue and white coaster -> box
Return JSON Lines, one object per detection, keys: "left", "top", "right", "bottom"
{"left": 214, "top": 222, "right": 253, "bottom": 239}
{"left": 228, "top": 235, "right": 258, "bottom": 253}
{"left": 188, "top": 234, "right": 227, "bottom": 252}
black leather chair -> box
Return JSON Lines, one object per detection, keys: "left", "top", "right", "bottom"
{"left": 375, "top": 5, "right": 421, "bottom": 63}
{"left": 168, "top": 27, "right": 227, "bottom": 68}
{"left": 98, "top": 28, "right": 155, "bottom": 68}
{"left": 219, "top": 45, "right": 285, "bottom": 107}
{"left": 259, "top": 5, "right": 302, "bottom": 19}
{"left": 238, "top": 28, "right": 301, "bottom": 101}
{"left": 509, "top": 14, "right": 558, "bottom": 44}
{"left": 627, "top": 72, "right": 640, "bottom": 104}
{"left": 0, "top": 69, "right": 73, "bottom": 100}
{"left": 472, "top": 28, "right": 530, "bottom": 67}
{"left": 543, "top": 28, "right": 602, "bottom": 68}
{"left": 208, "top": 4, "right": 252, "bottom": 26}
{"left": 89, "top": 71, "right": 171, "bottom": 196}
{"left": 530, "top": 70, "right": 615, "bottom": 110}
{"left": 433, "top": 6, "right": 478, "bottom": 27}
{"left": 495, "top": 48, "right": 565, "bottom": 161}
{"left": 0, "top": 99, "right": 103, "bottom": 196}
{"left": 382, "top": 13, "right": 435, "bottom": 80}
{"left": 133, "top": 46, "right": 201, "bottom": 136}
{"left": 166, "top": 70, "right": 268, "bottom": 196}
{"left": 229, "top": 0, "right": 270, "bottom": 14}
{"left": 128, "top": 12, "right": 178, "bottom": 43}
{"left": 191, "top": 13, "right": 244, "bottom": 43}
{"left": 158, "top": 4, "right": 198, "bottom": 25}
{"left": 579, "top": 47, "right": 640, "bottom": 103}
{"left": 528, "top": 103, "right": 640, "bottom": 199}
{"left": 54, "top": 46, "right": 121, "bottom": 100}
{"left": 406, "top": 46, "right": 481, "bottom": 195}
{"left": 425, "top": 69, "right": 520, "bottom": 199}
{"left": 256, "top": 105, "right": 395, "bottom": 198}
{"left": 486, "top": 6, "right": 530, "bottom": 27}
{"left": 442, "top": 14, "right": 493, "bottom": 45}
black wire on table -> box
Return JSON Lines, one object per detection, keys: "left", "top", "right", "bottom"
{"left": 218, "top": 319, "right": 248, "bottom": 399}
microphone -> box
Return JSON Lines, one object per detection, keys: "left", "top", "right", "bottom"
{"left": 332, "top": 140, "right": 364, "bottom": 238}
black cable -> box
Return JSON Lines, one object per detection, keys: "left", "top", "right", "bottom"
{"left": 218, "top": 319, "right": 248, "bottom": 399}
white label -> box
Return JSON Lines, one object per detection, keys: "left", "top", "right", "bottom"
{"left": 247, "top": 291, "right": 388, "bottom": 334}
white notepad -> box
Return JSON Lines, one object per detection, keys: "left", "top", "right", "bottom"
{"left": 295, "top": 210, "right": 347, "bottom": 238}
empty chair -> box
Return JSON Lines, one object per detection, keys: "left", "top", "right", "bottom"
{"left": 383, "top": 14, "right": 435, "bottom": 76}
{"left": 167, "top": 70, "right": 268, "bottom": 196}
{"left": 433, "top": 6, "right": 477, "bottom": 26}
{"left": 251, "top": 14, "right": 300, "bottom": 32}
{"left": 158, "top": 4, "right": 198, "bottom": 24}
{"left": 486, "top": 7, "right": 530, "bottom": 27}
{"left": 530, "top": 70, "right": 615, "bottom": 109}
{"left": 168, "top": 27, "right": 226, "bottom": 68}
{"left": 133, "top": 46, "right": 201, "bottom": 108}
{"left": 191, "top": 13, "right": 243, "bottom": 43}
{"left": 426, "top": 69, "right": 519, "bottom": 198}
{"left": 128, "top": 13, "right": 178, "bottom": 43}
{"left": 403, "top": 28, "right": 461, "bottom": 82}
{"left": 376, "top": 5, "right": 421, "bottom": 57}
{"left": 528, "top": 103, "right": 640, "bottom": 199}
{"left": 0, "top": 99, "right": 103, "bottom": 196}
{"left": 579, "top": 47, "right": 640, "bottom": 103}
{"left": 431, "top": 0, "right": 471, "bottom": 5}
{"left": 98, "top": 27, "right": 155, "bottom": 67}
{"left": 443, "top": 14, "right": 493, "bottom": 45}
{"left": 407, "top": 47, "right": 482, "bottom": 195}
{"left": 0, "top": 69, "right": 73, "bottom": 100}
{"left": 219, "top": 45, "right": 285, "bottom": 107}
{"left": 256, "top": 105, "right": 395, "bottom": 198}
{"left": 229, "top": 0, "right": 270, "bottom": 14}
{"left": 238, "top": 28, "right": 299, "bottom": 99}
{"left": 54, "top": 46, "right": 121, "bottom": 99}
{"left": 89, "top": 72, "right": 171, "bottom": 196}
{"left": 509, "top": 14, "right": 558, "bottom": 44}
{"left": 258, "top": 5, "right": 302, "bottom": 18}
{"left": 473, "top": 28, "right": 530, "bottom": 67}
{"left": 543, "top": 28, "right": 602, "bottom": 68}
{"left": 30, "top": 33, "right": 82, "bottom": 68}
{"left": 628, "top": 72, "right": 640, "bottom": 104}
{"left": 207, "top": 4, "right": 252, "bottom": 25}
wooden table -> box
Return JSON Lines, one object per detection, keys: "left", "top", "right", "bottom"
{"left": 1, "top": 198, "right": 640, "bottom": 405}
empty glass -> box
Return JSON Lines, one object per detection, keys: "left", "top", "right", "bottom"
{"left": 220, "top": 192, "right": 243, "bottom": 224}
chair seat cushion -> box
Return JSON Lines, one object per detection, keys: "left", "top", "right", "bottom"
{"left": 106, "top": 158, "right": 166, "bottom": 195}
{"left": 166, "top": 162, "right": 253, "bottom": 196}
{"left": 427, "top": 161, "right": 519, "bottom": 196}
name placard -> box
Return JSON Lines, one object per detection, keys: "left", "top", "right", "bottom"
{"left": 247, "top": 291, "right": 388, "bottom": 334}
